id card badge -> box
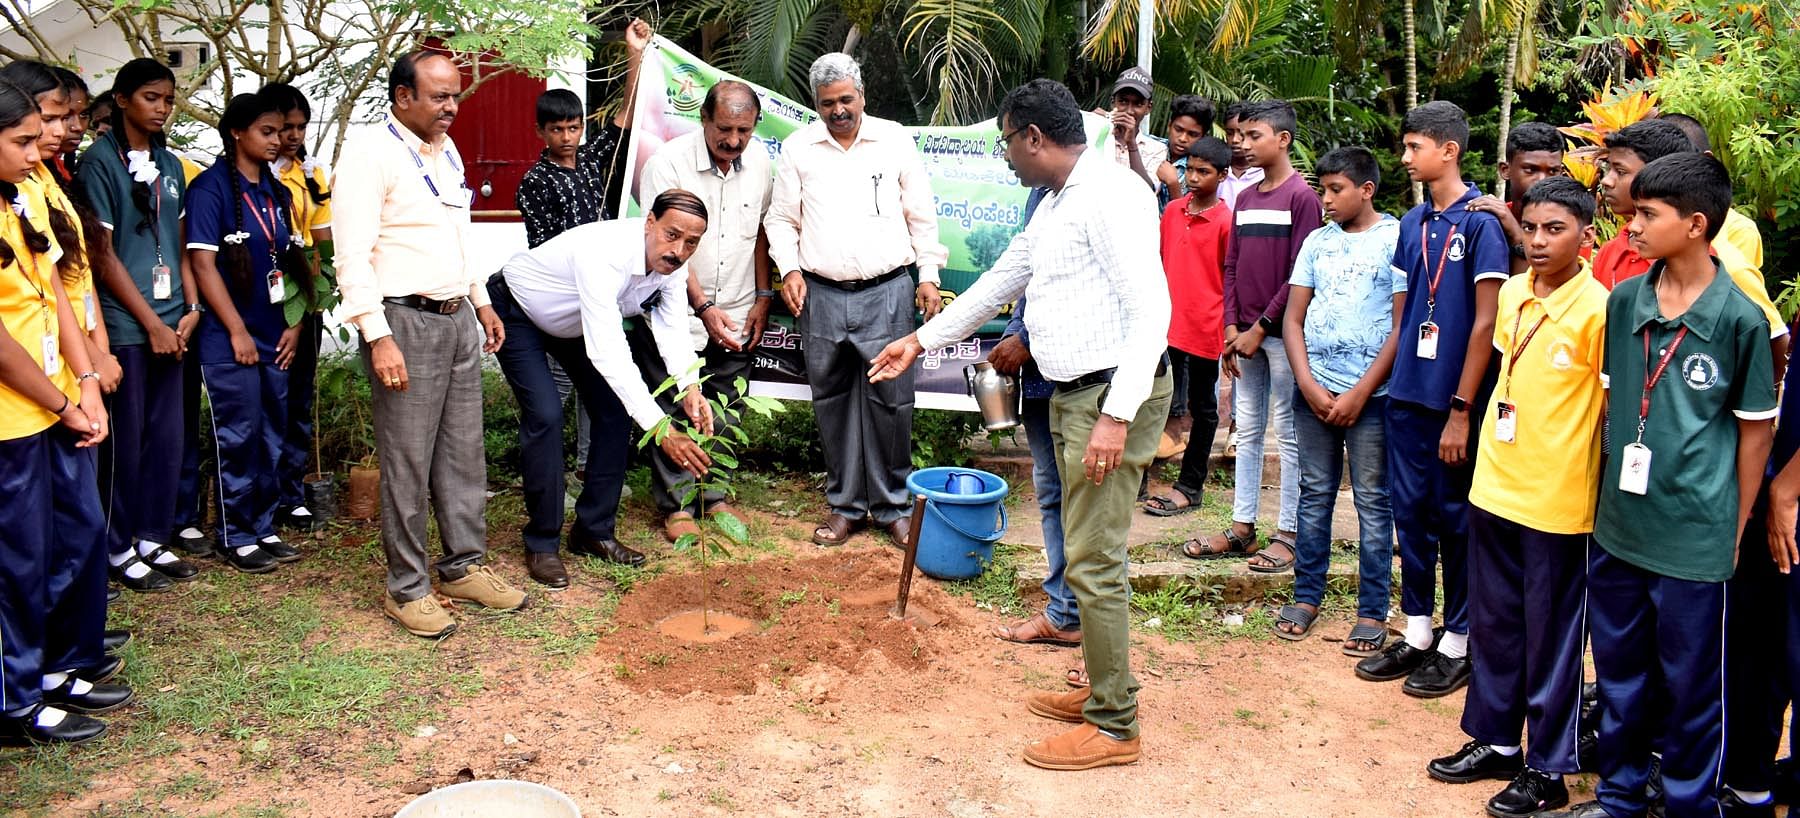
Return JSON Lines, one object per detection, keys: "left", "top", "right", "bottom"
{"left": 82, "top": 295, "right": 94, "bottom": 329}
{"left": 40, "top": 332, "right": 57, "bottom": 377}
{"left": 1619, "top": 442, "right": 1652, "bottom": 495}
{"left": 1495, "top": 401, "right": 1517, "bottom": 443}
{"left": 151, "top": 264, "right": 173, "bottom": 300}
{"left": 267, "top": 271, "right": 285, "bottom": 304}
{"left": 1416, "top": 321, "right": 1440, "bottom": 360}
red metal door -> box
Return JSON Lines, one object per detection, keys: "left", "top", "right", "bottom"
{"left": 443, "top": 60, "right": 545, "bottom": 222}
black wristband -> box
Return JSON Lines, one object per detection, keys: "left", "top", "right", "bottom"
{"left": 694, "top": 300, "right": 716, "bottom": 317}
{"left": 55, "top": 395, "right": 69, "bottom": 415}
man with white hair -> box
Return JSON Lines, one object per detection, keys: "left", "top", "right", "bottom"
{"left": 765, "top": 52, "right": 948, "bottom": 546}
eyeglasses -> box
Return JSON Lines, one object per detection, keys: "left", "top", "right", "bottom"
{"left": 1000, "top": 126, "right": 1028, "bottom": 145}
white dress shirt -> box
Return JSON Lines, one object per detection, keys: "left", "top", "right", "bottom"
{"left": 764, "top": 114, "right": 948, "bottom": 284}
{"left": 918, "top": 150, "right": 1170, "bottom": 419}
{"left": 640, "top": 129, "right": 773, "bottom": 350}
{"left": 332, "top": 113, "right": 485, "bottom": 343}
{"left": 1218, "top": 165, "right": 1265, "bottom": 212}
{"left": 501, "top": 219, "right": 697, "bottom": 431}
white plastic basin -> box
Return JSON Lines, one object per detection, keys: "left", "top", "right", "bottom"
{"left": 393, "top": 780, "right": 580, "bottom": 818}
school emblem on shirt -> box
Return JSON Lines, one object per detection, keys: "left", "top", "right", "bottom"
{"left": 1682, "top": 352, "right": 1720, "bottom": 391}
{"left": 1547, "top": 339, "right": 1575, "bottom": 371}
{"left": 1446, "top": 232, "right": 1467, "bottom": 262}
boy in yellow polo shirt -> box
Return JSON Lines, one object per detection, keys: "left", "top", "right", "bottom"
{"left": 1424, "top": 178, "right": 1607, "bottom": 816}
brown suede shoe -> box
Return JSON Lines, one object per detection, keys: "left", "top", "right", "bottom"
{"left": 1026, "top": 687, "right": 1089, "bottom": 723}
{"left": 526, "top": 552, "right": 569, "bottom": 590}
{"left": 1022, "top": 722, "right": 1142, "bottom": 771}
{"left": 383, "top": 595, "right": 456, "bottom": 639}
{"left": 440, "top": 565, "right": 528, "bottom": 611}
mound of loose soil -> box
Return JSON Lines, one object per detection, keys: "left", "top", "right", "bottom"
{"left": 595, "top": 547, "right": 963, "bottom": 695}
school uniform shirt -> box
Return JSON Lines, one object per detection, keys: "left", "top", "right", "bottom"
{"left": 186, "top": 162, "right": 295, "bottom": 365}
{"left": 1156, "top": 154, "right": 1187, "bottom": 210}
{"left": 1160, "top": 194, "right": 1230, "bottom": 359}
{"left": 1291, "top": 215, "right": 1406, "bottom": 395}
{"left": 1222, "top": 171, "right": 1322, "bottom": 335}
{"left": 515, "top": 123, "right": 625, "bottom": 248}
{"left": 20, "top": 164, "right": 96, "bottom": 333}
{"left": 1218, "top": 165, "right": 1264, "bottom": 212}
{"left": 500, "top": 218, "right": 696, "bottom": 431}
{"left": 1594, "top": 259, "right": 1778, "bottom": 582}
{"left": 331, "top": 113, "right": 485, "bottom": 344}
{"left": 275, "top": 156, "right": 333, "bottom": 245}
{"left": 1386, "top": 183, "right": 1511, "bottom": 411}
{"left": 0, "top": 205, "right": 78, "bottom": 440}
{"left": 1592, "top": 232, "right": 1785, "bottom": 339}
{"left": 639, "top": 129, "right": 773, "bottom": 351}
{"left": 1101, "top": 130, "right": 1168, "bottom": 183}
{"left": 1721, "top": 207, "right": 1763, "bottom": 270}
{"left": 77, "top": 130, "right": 187, "bottom": 345}
{"left": 1469, "top": 262, "right": 1609, "bottom": 534}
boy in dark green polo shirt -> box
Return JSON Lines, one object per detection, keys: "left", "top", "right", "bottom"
{"left": 1546, "top": 153, "right": 1777, "bottom": 818}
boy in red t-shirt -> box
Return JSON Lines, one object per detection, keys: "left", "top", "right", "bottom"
{"left": 1145, "top": 136, "right": 1233, "bottom": 518}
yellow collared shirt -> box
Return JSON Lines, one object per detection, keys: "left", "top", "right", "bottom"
{"left": 276, "top": 157, "right": 332, "bottom": 245}
{"left": 0, "top": 204, "right": 78, "bottom": 440}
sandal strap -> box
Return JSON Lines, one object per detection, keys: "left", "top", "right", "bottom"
{"left": 1346, "top": 623, "right": 1387, "bottom": 642}
{"left": 1276, "top": 605, "right": 1315, "bottom": 627}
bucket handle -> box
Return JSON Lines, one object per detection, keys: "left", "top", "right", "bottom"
{"left": 924, "top": 499, "right": 1008, "bottom": 543}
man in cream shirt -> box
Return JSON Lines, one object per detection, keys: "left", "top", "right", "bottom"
{"left": 638, "top": 79, "right": 773, "bottom": 544}
{"left": 333, "top": 49, "right": 524, "bottom": 639}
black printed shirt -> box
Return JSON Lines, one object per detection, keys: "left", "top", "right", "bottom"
{"left": 516, "top": 123, "right": 627, "bottom": 248}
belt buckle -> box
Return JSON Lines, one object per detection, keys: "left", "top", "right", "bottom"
{"left": 439, "top": 298, "right": 461, "bottom": 315}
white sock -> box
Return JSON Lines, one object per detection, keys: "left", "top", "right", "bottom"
{"left": 33, "top": 706, "right": 67, "bottom": 727}
{"left": 234, "top": 544, "right": 260, "bottom": 557}
{"left": 1729, "top": 788, "right": 1772, "bottom": 804}
{"left": 1489, "top": 744, "right": 1520, "bottom": 756}
{"left": 1542, "top": 771, "right": 1562, "bottom": 781}
{"left": 288, "top": 507, "right": 311, "bottom": 517}
{"left": 137, "top": 539, "right": 179, "bottom": 565}
{"left": 40, "top": 672, "right": 67, "bottom": 691}
{"left": 111, "top": 551, "right": 152, "bottom": 578}
{"left": 1438, "top": 631, "right": 1469, "bottom": 659}
{"left": 260, "top": 535, "right": 283, "bottom": 544}
{"left": 178, "top": 527, "right": 204, "bottom": 539}
{"left": 1406, "top": 615, "right": 1435, "bottom": 650}
{"left": 108, "top": 549, "right": 133, "bottom": 567}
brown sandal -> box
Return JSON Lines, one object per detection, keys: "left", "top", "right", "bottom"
{"left": 1065, "top": 668, "right": 1089, "bottom": 688}
{"left": 663, "top": 512, "right": 700, "bottom": 543}
{"left": 1181, "top": 527, "right": 1259, "bottom": 559}
{"left": 811, "top": 514, "right": 860, "bottom": 546}
{"left": 993, "top": 612, "right": 1082, "bottom": 647}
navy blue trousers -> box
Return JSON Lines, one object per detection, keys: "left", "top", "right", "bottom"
{"left": 100, "top": 344, "right": 184, "bottom": 553}
{"left": 1588, "top": 544, "right": 1726, "bottom": 818}
{"left": 277, "top": 314, "right": 322, "bottom": 509}
{"left": 174, "top": 351, "right": 205, "bottom": 532}
{"left": 1462, "top": 506, "right": 1588, "bottom": 773}
{"left": 0, "top": 427, "right": 107, "bottom": 711}
{"left": 201, "top": 360, "right": 289, "bottom": 547}
{"left": 489, "top": 274, "right": 632, "bottom": 553}
{"left": 1723, "top": 496, "right": 1799, "bottom": 793}
{"left": 1384, "top": 398, "right": 1474, "bottom": 634}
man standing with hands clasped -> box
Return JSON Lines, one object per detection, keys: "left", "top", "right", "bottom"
{"left": 871, "top": 78, "right": 1172, "bottom": 771}
{"left": 333, "top": 50, "right": 525, "bottom": 639}
{"left": 765, "top": 52, "right": 947, "bottom": 547}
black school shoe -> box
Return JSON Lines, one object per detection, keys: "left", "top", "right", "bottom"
{"left": 0, "top": 703, "right": 107, "bottom": 746}
{"left": 141, "top": 544, "right": 199, "bottom": 581}
{"left": 277, "top": 506, "right": 322, "bottom": 532}
{"left": 258, "top": 536, "right": 302, "bottom": 564}
{"left": 1404, "top": 651, "right": 1472, "bottom": 698}
{"left": 44, "top": 676, "right": 134, "bottom": 714}
{"left": 110, "top": 554, "right": 174, "bottom": 593}
{"left": 1487, "top": 768, "right": 1569, "bottom": 818}
{"left": 216, "top": 543, "right": 279, "bottom": 574}
{"left": 1721, "top": 789, "right": 1776, "bottom": 818}
{"left": 102, "top": 630, "right": 131, "bottom": 653}
{"left": 1356, "top": 638, "right": 1434, "bottom": 682}
{"left": 1429, "top": 740, "right": 1525, "bottom": 784}
{"left": 172, "top": 526, "right": 212, "bottom": 557}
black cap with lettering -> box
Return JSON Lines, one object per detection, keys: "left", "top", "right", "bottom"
{"left": 1112, "top": 67, "right": 1153, "bottom": 99}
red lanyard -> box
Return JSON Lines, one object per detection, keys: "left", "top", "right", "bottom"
{"left": 1502, "top": 306, "right": 1548, "bottom": 398}
{"left": 1636, "top": 325, "right": 1690, "bottom": 440}
{"left": 1422, "top": 223, "right": 1458, "bottom": 317}
{"left": 240, "top": 190, "right": 278, "bottom": 248}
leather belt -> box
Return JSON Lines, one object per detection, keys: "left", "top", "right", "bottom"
{"left": 1051, "top": 356, "right": 1169, "bottom": 393}
{"left": 383, "top": 294, "right": 464, "bottom": 315}
{"left": 802, "top": 266, "right": 911, "bottom": 292}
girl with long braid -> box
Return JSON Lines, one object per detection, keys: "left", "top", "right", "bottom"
{"left": 0, "top": 78, "right": 130, "bottom": 747}
{"left": 259, "top": 82, "right": 332, "bottom": 532}
{"left": 76, "top": 57, "right": 198, "bottom": 593}
{"left": 187, "top": 93, "right": 315, "bottom": 573}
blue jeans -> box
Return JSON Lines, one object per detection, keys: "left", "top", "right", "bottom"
{"left": 1022, "top": 396, "right": 1078, "bottom": 630}
{"left": 1291, "top": 390, "right": 1392, "bottom": 619}
{"left": 1231, "top": 334, "right": 1298, "bottom": 531}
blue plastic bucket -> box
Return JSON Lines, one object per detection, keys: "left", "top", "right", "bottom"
{"left": 906, "top": 467, "right": 1009, "bottom": 580}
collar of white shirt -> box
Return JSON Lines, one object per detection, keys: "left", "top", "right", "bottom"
{"left": 690, "top": 132, "right": 743, "bottom": 178}
{"left": 801, "top": 115, "right": 893, "bottom": 152}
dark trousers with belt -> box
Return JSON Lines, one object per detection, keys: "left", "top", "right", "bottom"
{"left": 800, "top": 272, "right": 914, "bottom": 524}
{"left": 101, "top": 344, "right": 184, "bottom": 555}
{"left": 629, "top": 321, "right": 749, "bottom": 516}
{"left": 1385, "top": 398, "right": 1475, "bottom": 635}
{"left": 277, "top": 313, "right": 324, "bottom": 509}
{"left": 0, "top": 426, "right": 107, "bottom": 711}
{"left": 1588, "top": 544, "right": 1727, "bottom": 818}
{"left": 200, "top": 359, "right": 289, "bottom": 547}
{"left": 1723, "top": 495, "right": 1797, "bottom": 794}
{"left": 1461, "top": 506, "right": 1588, "bottom": 773}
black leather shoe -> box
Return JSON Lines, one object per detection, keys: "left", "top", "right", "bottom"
{"left": 569, "top": 528, "right": 646, "bottom": 566}
{"left": 142, "top": 545, "right": 199, "bottom": 580}
{"left": 44, "top": 676, "right": 134, "bottom": 714}
{"left": 1404, "top": 651, "right": 1472, "bottom": 698}
{"left": 527, "top": 552, "right": 570, "bottom": 589}
{"left": 82, "top": 654, "right": 124, "bottom": 683}
{"left": 0, "top": 704, "right": 107, "bottom": 746}
{"left": 258, "top": 536, "right": 302, "bottom": 564}
{"left": 1355, "top": 638, "right": 1433, "bottom": 682}
{"left": 1647, "top": 754, "right": 1665, "bottom": 818}
{"left": 217, "top": 544, "right": 278, "bottom": 574}
{"left": 277, "top": 506, "right": 322, "bottom": 532}
{"left": 1773, "top": 756, "right": 1799, "bottom": 804}
{"left": 101, "top": 630, "right": 131, "bottom": 653}
{"left": 1488, "top": 768, "right": 1569, "bottom": 817}
{"left": 1429, "top": 740, "right": 1525, "bottom": 784}
{"left": 106, "top": 586, "right": 120, "bottom": 603}
{"left": 1539, "top": 801, "right": 1612, "bottom": 818}
{"left": 1721, "top": 789, "right": 1776, "bottom": 818}
{"left": 1577, "top": 728, "right": 1598, "bottom": 773}
{"left": 172, "top": 527, "right": 212, "bottom": 557}
{"left": 111, "top": 556, "right": 174, "bottom": 593}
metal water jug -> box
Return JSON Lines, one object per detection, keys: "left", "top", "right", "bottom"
{"left": 964, "top": 361, "right": 1021, "bottom": 431}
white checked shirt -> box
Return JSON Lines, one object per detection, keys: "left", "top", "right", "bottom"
{"left": 917, "top": 150, "right": 1171, "bottom": 419}
{"left": 500, "top": 219, "right": 697, "bottom": 431}
{"left": 640, "top": 129, "right": 773, "bottom": 350}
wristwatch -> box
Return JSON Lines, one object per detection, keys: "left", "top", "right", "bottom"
{"left": 1449, "top": 394, "right": 1470, "bottom": 413}
{"left": 77, "top": 371, "right": 101, "bottom": 383}
{"left": 185, "top": 302, "right": 205, "bottom": 314}
{"left": 754, "top": 289, "right": 777, "bottom": 299}
{"left": 693, "top": 299, "right": 716, "bottom": 317}
{"left": 1257, "top": 315, "right": 1278, "bottom": 333}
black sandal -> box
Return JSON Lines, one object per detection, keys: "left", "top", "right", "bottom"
{"left": 1248, "top": 534, "right": 1295, "bottom": 574}
{"left": 1273, "top": 604, "right": 1318, "bottom": 641}
{"left": 1143, "top": 488, "right": 1202, "bottom": 518}
{"left": 1342, "top": 623, "right": 1390, "bottom": 657}
{"left": 1181, "top": 527, "right": 1258, "bottom": 559}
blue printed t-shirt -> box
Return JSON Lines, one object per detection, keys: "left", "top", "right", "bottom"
{"left": 1291, "top": 215, "right": 1405, "bottom": 394}
{"left": 76, "top": 131, "right": 187, "bottom": 345}
{"left": 1387, "top": 183, "right": 1511, "bottom": 410}
{"left": 186, "top": 160, "right": 293, "bottom": 365}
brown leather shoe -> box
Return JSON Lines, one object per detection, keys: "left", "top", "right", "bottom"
{"left": 883, "top": 514, "right": 913, "bottom": 545}
{"left": 1026, "top": 687, "right": 1089, "bottom": 723}
{"left": 1022, "top": 722, "right": 1142, "bottom": 771}
{"left": 993, "top": 612, "right": 1082, "bottom": 647}
{"left": 570, "top": 528, "right": 647, "bottom": 566}
{"left": 526, "top": 552, "right": 569, "bottom": 589}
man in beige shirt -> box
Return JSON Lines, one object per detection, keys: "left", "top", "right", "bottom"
{"left": 333, "top": 49, "right": 525, "bottom": 639}
{"left": 638, "top": 80, "right": 773, "bottom": 543}
{"left": 764, "top": 52, "right": 948, "bottom": 546}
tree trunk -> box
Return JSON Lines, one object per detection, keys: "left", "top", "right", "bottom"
{"left": 843, "top": 24, "right": 861, "bottom": 54}
{"left": 1405, "top": 0, "right": 1421, "bottom": 205}
{"left": 1495, "top": 23, "right": 1522, "bottom": 200}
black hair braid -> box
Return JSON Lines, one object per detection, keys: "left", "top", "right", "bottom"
{"left": 218, "top": 141, "right": 256, "bottom": 292}
{"left": 0, "top": 181, "right": 52, "bottom": 271}
{"left": 109, "top": 109, "right": 163, "bottom": 236}
{"left": 45, "top": 203, "right": 85, "bottom": 284}
{"left": 295, "top": 145, "right": 329, "bottom": 205}
{"left": 264, "top": 160, "right": 316, "bottom": 309}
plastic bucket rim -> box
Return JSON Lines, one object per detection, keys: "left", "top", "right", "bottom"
{"left": 907, "top": 466, "right": 1008, "bottom": 505}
